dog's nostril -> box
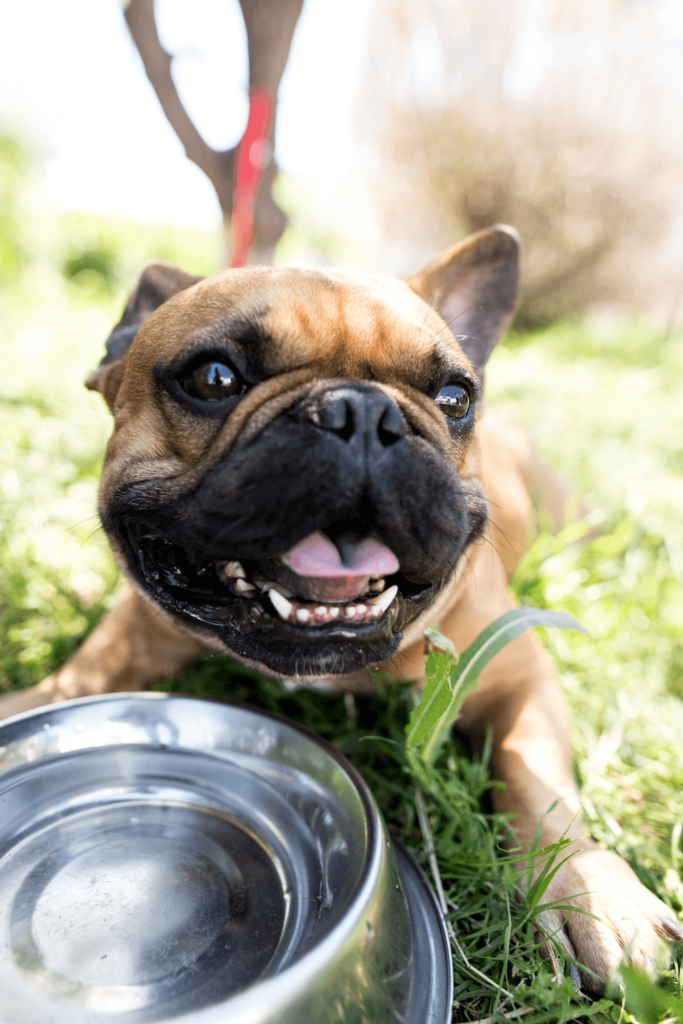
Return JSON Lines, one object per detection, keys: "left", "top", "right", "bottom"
{"left": 319, "top": 396, "right": 354, "bottom": 439}
{"left": 378, "top": 403, "right": 406, "bottom": 446}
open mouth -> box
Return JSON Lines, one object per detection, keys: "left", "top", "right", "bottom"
{"left": 123, "top": 520, "right": 443, "bottom": 648}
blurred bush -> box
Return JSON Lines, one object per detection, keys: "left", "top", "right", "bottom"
{"left": 364, "top": 0, "right": 683, "bottom": 328}
{"left": 57, "top": 212, "right": 221, "bottom": 299}
{"left": 62, "top": 237, "right": 120, "bottom": 293}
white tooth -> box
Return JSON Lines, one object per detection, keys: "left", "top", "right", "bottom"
{"left": 329, "top": 607, "right": 340, "bottom": 618}
{"left": 340, "top": 631, "right": 356, "bottom": 639}
{"left": 269, "top": 590, "right": 293, "bottom": 621}
{"left": 260, "top": 580, "right": 293, "bottom": 598}
{"left": 369, "top": 578, "right": 385, "bottom": 593}
{"left": 356, "top": 604, "right": 367, "bottom": 615}
{"left": 217, "top": 560, "right": 246, "bottom": 580}
{"left": 370, "top": 606, "right": 382, "bottom": 617}
{"left": 346, "top": 606, "right": 357, "bottom": 618}
{"left": 235, "top": 578, "right": 256, "bottom": 593}
{"left": 315, "top": 606, "right": 327, "bottom": 616}
{"left": 369, "top": 584, "right": 398, "bottom": 616}
{"left": 296, "top": 608, "right": 311, "bottom": 624}
{"left": 251, "top": 572, "right": 270, "bottom": 589}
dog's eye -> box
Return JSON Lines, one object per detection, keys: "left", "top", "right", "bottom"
{"left": 436, "top": 381, "right": 471, "bottom": 420}
{"left": 181, "top": 361, "right": 241, "bottom": 401}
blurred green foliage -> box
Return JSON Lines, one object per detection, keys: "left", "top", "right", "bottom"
{"left": 0, "top": 129, "right": 35, "bottom": 281}
{"left": 56, "top": 211, "right": 222, "bottom": 297}
{"left": 1, "top": 122, "right": 682, "bottom": 1020}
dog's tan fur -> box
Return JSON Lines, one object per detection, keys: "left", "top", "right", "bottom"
{"left": 1, "top": 228, "right": 680, "bottom": 992}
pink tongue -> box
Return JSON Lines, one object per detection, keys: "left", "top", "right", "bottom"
{"left": 281, "top": 532, "right": 399, "bottom": 603}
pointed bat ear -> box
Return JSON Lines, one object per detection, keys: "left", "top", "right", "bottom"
{"left": 404, "top": 225, "right": 521, "bottom": 375}
{"left": 85, "top": 261, "right": 203, "bottom": 409}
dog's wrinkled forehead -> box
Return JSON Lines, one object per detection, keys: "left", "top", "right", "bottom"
{"left": 88, "top": 226, "right": 520, "bottom": 414}
{"left": 134, "top": 266, "right": 469, "bottom": 386}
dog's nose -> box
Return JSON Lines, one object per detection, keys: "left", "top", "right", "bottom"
{"left": 317, "top": 388, "right": 406, "bottom": 447}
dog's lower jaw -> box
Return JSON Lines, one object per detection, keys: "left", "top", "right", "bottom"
{"left": 154, "top": 563, "right": 469, "bottom": 683}
{"left": 130, "top": 577, "right": 417, "bottom": 679}
{"left": 108, "top": 527, "right": 461, "bottom": 678}
{"left": 100, "top": 501, "right": 479, "bottom": 678}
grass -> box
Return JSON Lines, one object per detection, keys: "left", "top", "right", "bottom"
{"left": 1, "top": 210, "right": 683, "bottom": 1021}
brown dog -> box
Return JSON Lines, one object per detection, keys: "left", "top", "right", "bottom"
{"left": 1, "top": 226, "right": 680, "bottom": 991}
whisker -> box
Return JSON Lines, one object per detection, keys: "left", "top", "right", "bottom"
{"left": 4, "top": 515, "right": 105, "bottom": 572}
{"left": 420, "top": 290, "right": 438, "bottom": 333}
{"left": 480, "top": 512, "right": 515, "bottom": 546}
{"left": 431, "top": 302, "right": 479, "bottom": 341}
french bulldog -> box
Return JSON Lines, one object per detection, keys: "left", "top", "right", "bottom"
{"left": 2, "top": 226, "right": 680, "bottom": 991}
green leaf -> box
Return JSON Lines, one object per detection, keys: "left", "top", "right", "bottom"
{"left": 423, "top": 626, "right": 458, "bottom": 659}
{"left": 405, "top": 646, "right": 456, "bottom": 750}
{"left": 408, "top": 607, "right": 586, "bottom": 765}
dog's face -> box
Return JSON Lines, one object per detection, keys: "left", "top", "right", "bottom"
{"left": 87, "top": 227, "right": 519, "bottom": 677}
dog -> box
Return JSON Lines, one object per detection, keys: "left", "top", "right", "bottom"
{"left": 1, "top": 225, "right": 680, "bottom": 992}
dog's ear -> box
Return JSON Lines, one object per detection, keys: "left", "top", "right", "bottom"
{"left": 86, "top": 262, "right": 203, "bottom": 409}
{"left": 404, "top": 225, "right": 521, "bottom": 375}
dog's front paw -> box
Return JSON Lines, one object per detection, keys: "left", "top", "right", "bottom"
{"left": 538, "top": 847, "right": 683, "bottom": 993}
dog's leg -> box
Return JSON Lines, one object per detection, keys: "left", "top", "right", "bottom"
{"left": 0, "top": 586, "right": 208, "bottom": 721}
{"left": 390, "top": 543, "right": 683, "bottom": 991}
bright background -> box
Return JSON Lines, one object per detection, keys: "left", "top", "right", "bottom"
{"left": 0, "top": 0, "right": 374, "bottom": 227}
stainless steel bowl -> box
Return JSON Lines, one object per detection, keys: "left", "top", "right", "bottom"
{"left": 0, "top": 693, "right": 452, "bottom": 1023}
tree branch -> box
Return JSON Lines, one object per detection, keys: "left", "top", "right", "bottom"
{"left": 239, "top": 0, "right": 304, "bottom": 94}
{"left": 125, "top": 0, "right": 235, "bottom": 214}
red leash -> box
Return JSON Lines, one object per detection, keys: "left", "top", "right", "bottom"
{"left": 230, "top": 87, "right": 274, "bottom": 268}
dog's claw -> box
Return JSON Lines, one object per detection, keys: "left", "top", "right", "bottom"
{"left": 568, "top": 960, "right": 583, "bottom": 991}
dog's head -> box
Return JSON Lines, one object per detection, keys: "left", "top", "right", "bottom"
{"left": 87, "top": 226, "right": 519, "bottom": 677}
